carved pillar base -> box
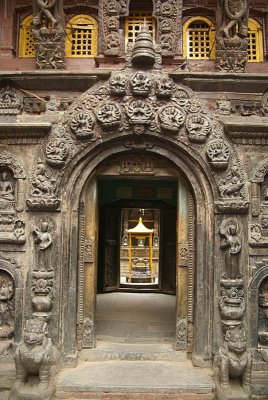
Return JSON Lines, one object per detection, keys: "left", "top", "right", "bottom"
{"left": 33, "top": 28, "right": 66, "bottom": 70}
{"left": 215, "top": 38, "right": 248, "bottom": 73}
{"left": 9, "top": 380, "right": 55, "bottom": 400}
{"left": 215, "top": 380, "right": 251, "bottom": 400}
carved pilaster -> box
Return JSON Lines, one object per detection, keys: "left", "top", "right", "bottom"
{"left": 215, "top": 0, "right": 249, "bottom": 72}
{"left": 153, "top": 0, "right": 182, "bottom": 57}
{"left": 99, "top": 0, "right": 130, "bottom": 56}
{"left": 32, "top": 0, "right": 66, "bottom": 69}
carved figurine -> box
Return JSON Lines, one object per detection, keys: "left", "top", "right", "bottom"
{"left": 33, "top": 0, "right": 59, "bottom": 29}
{"left": 13, "top": 220, "right": 26, "bottom": 241}
{"left": 0, "top": 171, "right": 14, "bottom": 202}
{"left": 219, "top": 220, "right": 242, "bottom": 279}
{"left": 31, "top": 162, "right": 57, "bottom": 198}
{"left": 33, "top": 222, "right": 52, "bottom": 250}
{"left": 215, "top": 327, "right": 252, "bottom": 399}
{"left": 0, "top": 273, "right": 14, "bottom": 331}
{"left": 220, "top": 0, "right": 248, "bottom": 39}
{"left": 45, "top": 95, "right": 60, "bottom": 113}
{"left": 10, "top": 318, "right": 59, "bottom": 399}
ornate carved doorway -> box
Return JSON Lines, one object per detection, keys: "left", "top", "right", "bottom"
{"left": 77, "top": 153, "right": 195, "bottom": 354}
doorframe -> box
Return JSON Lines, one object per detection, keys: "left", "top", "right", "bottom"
{"left": 61, "top": 144, "right": 215, "bottom": 367}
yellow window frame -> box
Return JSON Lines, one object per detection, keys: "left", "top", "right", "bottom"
{"left": 183, "top": 16, "right": 216, "bottom": 60}
{"left": 247, "top": 18, "right": 263, "bottom": 63}
{"left": 125, "top": 11, "right": 156, "bottom": 49}
{"left": 19, "top": 15, "right": 35, "bottom": 58}
{"left": 66, "top": 14, "right": 98, "bottom": 58}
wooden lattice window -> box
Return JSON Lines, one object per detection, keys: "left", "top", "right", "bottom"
{"left": 247, "top": 18, "right": 263, "bottom": 62}
{"left": 19, "top": 15, "right": 35, "bottom": 58}
{"left": 125, "top": 11, "right": 156, "bottom": 48}
{"left": 66, "top": 15, "right": 98, "bottom": 57}
{"left": 183, "top": 17, "right": 215, "bottom": 60}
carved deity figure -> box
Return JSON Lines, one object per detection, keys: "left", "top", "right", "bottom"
{"left": 220, "top": 220, "right": 242, "bottom": 279}
{"left": 0, "top": 171, "right": 14, "bottom": 202}
{"left": 216, "top": 327, "right": 252, "bottom": 397}
{"left": 32, "top": 162, "right": 57, "bottom": 198}
{"left": 220, "top": 0, "right": 248, "bottom": 39}
{"left": 33, "top": 0, "right": 59, "bottom": 29}
{"left": 12, "top": 319, "right": 59, "bottom": 395}
{"left": 0, "top": 273, "right": 14, "bottom": 329}
{"left": 33, "top": 222, "right": 52, "bottom": 250}
{"left": 45, "top": 95, "right": 60, "bottom": 113}
{"left": 13, "top": 220, "right": 26, "bottom": 241}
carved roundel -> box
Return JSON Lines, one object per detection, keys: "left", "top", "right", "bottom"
{"left": 70, "top": 111, "right": 95, "bottom": 140}
{"left": 186, "top": 114, "right": 212, "bottom": 143}
{"left": 45, "top": 140, "right": 69, "bottom": 169}
{"left": 110, "top": 74, "right": 126, "bottom": 96}
{"left": 160, "top": 19, "right": 173, "bottom": 33}
{"left": 130, "top": 72, "right": 152, "bottom": 97}
{"left": 160, "top": 2, "right": 174, "bottom": 16}
{"left": 125, "top": 99, "right": 153, "bottom": 125}
{"left": 97, "top": 102, "right": 121, "bottom": 129}
{"left": 206, "top": 140, "right": 230, "bottom": 169}
{"left": 106, "top": 0, "right": 120, "bottom": 15}
{"left": 159, "top": 105, "right": 186, "bottom": 134}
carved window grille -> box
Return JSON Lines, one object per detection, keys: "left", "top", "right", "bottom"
{"left": 247, "top": 18, "right": 263, "bottom": 62}
{"left": 183, "top": 17, "right": 215, "bottom": 60}
{"left": 19, "top": 15, "right": 35, "bottom": 58}
{"left": 66, "top": 15, "right": 98, "bottom": 57}
{"left": 125, "top": 12, "right": 156, "bottom": 48}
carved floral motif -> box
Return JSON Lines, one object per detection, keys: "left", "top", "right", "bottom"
{"left": 70, "top": 112, "right": 95, "bottom": 139}
{"left": 159, "top": 105, "right": 185, "bottom": 134}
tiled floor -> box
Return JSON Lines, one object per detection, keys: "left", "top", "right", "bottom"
{"left": 96, "top": 292, "right": 176, "bottom": 344}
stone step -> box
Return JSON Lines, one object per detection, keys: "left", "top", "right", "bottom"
{"left": 55, "top": 360, "right": 215, "bottom": 400}
{"left": 80, "top": 343, "right": 187, "bottom": 362}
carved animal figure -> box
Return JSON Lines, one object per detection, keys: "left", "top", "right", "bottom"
{"left": 216, "top": 327, "right": 252, "bottom": 395}
{"left": 34, "top": 0, "right": 59, "bottom": 29}
{"left": 14, "top": 318, "right": 58, "bottom": 389}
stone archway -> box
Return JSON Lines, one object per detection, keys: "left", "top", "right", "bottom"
{"left": 25, "top": 27, "right": 249, "bottom": 367}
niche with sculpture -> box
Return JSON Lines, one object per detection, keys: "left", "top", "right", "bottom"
{"left": 0, "top": 166, "right": 25, "bottom": 245}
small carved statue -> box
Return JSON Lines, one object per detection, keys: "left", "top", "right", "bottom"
{"left": 45, "top": 95, "right": 60, "bottom": 113}
{"left": 14, "top": 220, "right": 26, "bottom": 241}
{"left": 215, "top": 327, "right": 252, "bottom": 398}
{"left": 33, "top": 222, "right": 52, "bottom": 250}
{"left": 0, "top": 171, "right": 14, "bottom": 202}
{"left": 219, "top": 220, "right": 242, "bottom": 279}
{"left": 33, "top": 0, "right": 59, "bottom": 29}
{"left": 31, "top": 162, "right": 57, "bottom": 198}
{"left": 11, "top": 318, "right": 59, "bottom": 397}
{"left": 220, "top": 0, "right": 248, "bottom": 39}
{"left": 0, "top": 273, "right": 14, "bottom": 330}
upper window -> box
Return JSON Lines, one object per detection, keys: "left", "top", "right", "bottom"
{"left": 19, "top": 15, "right": 35, "bottom": 58}
{"left": 125, "top": 11, "right": 156, "bottom": 49}
{"left": 247, "top": 18, "right": 263, "bottom": 62}
{"left": 66, "top": 15, "right": 98, "bottom": 57}
{"left": 183, "top": 17, "right": 215, "bottom": 60}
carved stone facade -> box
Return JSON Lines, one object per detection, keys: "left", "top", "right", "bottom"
{"left": 0, "top": 4, "right": 268, "bottom": 399}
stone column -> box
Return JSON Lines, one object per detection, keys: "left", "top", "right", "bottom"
{"left": 215, "top": 0, "right": 249, "bottom": 72}
{"left": 32, "top": 0, "right": 66, "bottom": 69}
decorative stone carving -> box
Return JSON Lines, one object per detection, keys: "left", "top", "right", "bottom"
{"left": 119, "top": 159, "right": 155, "bottom": 175}
{"left": 258, "top": 277, "right": 268, "bottom": 347}
{"left": 215, "top": 327, "right": 252, "bottom": 400}
{"left": 219, "top": 279, "right": 245, "bottom": 332}
{"left": 9, "top": 318, "right": 59, "bottom": 400}
{"left": 97, "top": 103, "right": 121, "bottom": 130}
{"left": 249, "top": 224, "right": 262, "bottom": 243}
{"left": 130, "top": 72, "right": 152, "bottom": 97}
{"left": 32, "top": 0, "right": 66, "bottom": 70}
{"left": 0, "top": 271, "right": 14, "bottom": 338}
{"left": 31, "top": 272, "right": 53, "bottom": 319}
{"left": 186, "top": 114, "right": 212, "bottom": 143}
{"left": 217, "top": 95, "right": 232, "bottom": 115}
{"left": 125, "top": 100, "right": 153, "bottom": 134}
{"left": 0, "top": 85, "right": 23, "bottom": 115}
{"left": 154, "top": 0, "right": 182, "bottom": 57}
{"left": 0, "top": 170, "right": 15, "bottom": 205}
{"left": 45, "top": 95, "right": 60, "bottom": 114}
{"left": 70, "top": 112, "right": 95, "bottom": 140}
{"left": 27, "top": 162, "right": 60, "bottom": 211}
{"left": 219, "top": 165, "right": 245, "bottom": 198}
{"left": 33, "top": 222, "right": 52, "bottom": 250}
{"left": 110, "top": 74, "right": 126, "bottom": 96}
{"left": 159, "top": 105, "right": 185, "bottom": 134}
{"left": 99, "top": 0, "right": 129, "bottom": 56}
{"left": 206, "top": 140, "right": 230, "bottom": 169}
{"left": 178, "top": 242, "right": 188, "bottom": 267}
{"left": 84, "top": 240, "right": 94, "bottom": 263}
{"left": 261, "top": 90, "right": 268, "bottom": 116}
{"left": 82, "top": 318, "right": 94, "bottom": 348}
{"left": 216, "top": 0, "right": 249, "bottom": 72}
{"left": 219, "top": 219, "right": 242, "bottom": 279}
{"left": 155, "top": 76, "right": 174, "bottom": 99}
{"left": 45, "top": 140, "right": 69, "bottom": 168}
{"left": 176, "top": 318, "right": 187, "bottom": 350}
